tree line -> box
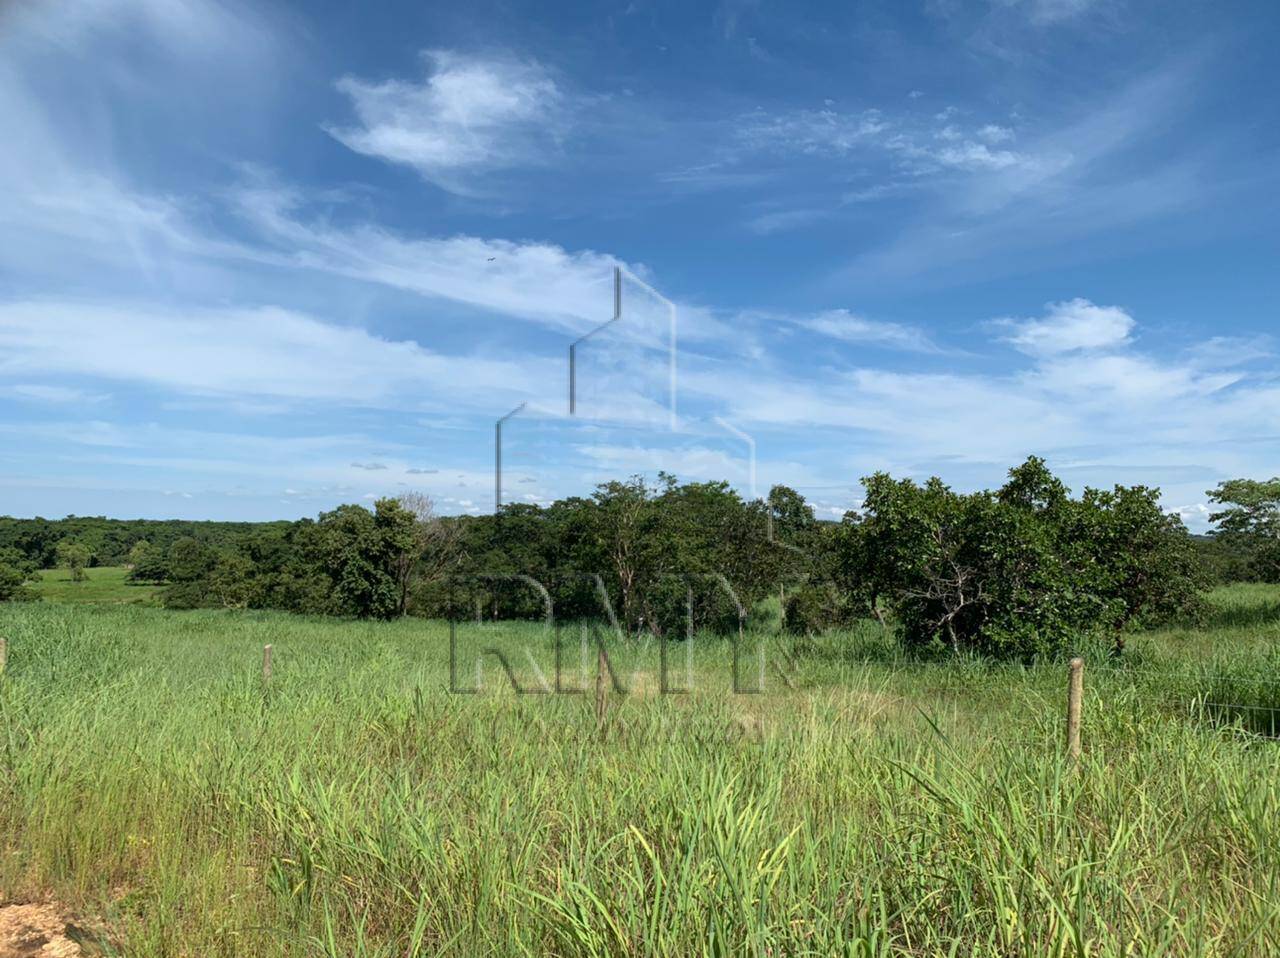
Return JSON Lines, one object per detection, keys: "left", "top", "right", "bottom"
{"left": 3, "top": 460, "right": 1278, "bottom": 658}
{"left": 0, "top": 515, "right": 287, "bottom": 569}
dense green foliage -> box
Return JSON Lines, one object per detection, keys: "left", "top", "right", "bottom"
{"left": 0, "top": 514, "right": 289, "bottom": 568}
{"left": 0, "top": 467, "right": 1213, "bottom": 661}
{"left": 129, "top": 462, "right": 1205, "bottom": 660}
{"left": 1206, "top": 477, "right": 1280, "bottom": 582}
{"left": 148, "top": 502, "right": 427, "bottom": 619}
{"left": 54, "top": 538, "right": 91, "bottom": 582}
{"left": 419, "top": 474, "right": 795, "bottom": 636}
{"left": 1, "top": 590, "right": 1278, "bottom": 956}
{"left": 0, "top": 546, "right": 38, "bottom": 602}
{"left": 786, "top": 458, "right": 1207, "bottom": 657}
{"left": 0, "top": 459, "right": 1259, "bottom": 660}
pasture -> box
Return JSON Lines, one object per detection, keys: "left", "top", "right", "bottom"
{"left": 0, "top": 586, "right": 1278, "bottom": 956}
{"left": 29, "top": 566, "right": 159, "bottom": 606}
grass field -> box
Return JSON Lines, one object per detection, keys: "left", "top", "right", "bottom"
{"left": 1, "top": 587, "right": 1278, "bottom": 956}
{"left": 29, "top": 565, "right": 159, "bottom": 605}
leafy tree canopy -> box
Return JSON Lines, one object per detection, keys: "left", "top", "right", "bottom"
{"left": 1208, "top": 478, "right": 1280, "bottom": 541}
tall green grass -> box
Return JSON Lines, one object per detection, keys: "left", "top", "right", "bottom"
{"left": 1, "top": 589, "right": 1278, "bottom": 956}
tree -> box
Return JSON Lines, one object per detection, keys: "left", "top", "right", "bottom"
{"left": 826, "top": 515, "right": 893, "bottom": 632}
{"left": 158, "top": 537, "right": 215, "bottom": 608}
{"left": 847, "top": 458, "right": 1207, "bottom": 659}
{"left": 642, "top": 478, "right": 775, "bottom": 636}
{"left": 304, "top": 498, "right": 424, "bottom": 620}
{"left": 571, "top": 475, "right": 777, "bottom": 636}
{"left": 1207, "top": 478, "right": 1280, "bottom": 582}
{"left": 129, "top": 544, "right": 171, "bottom": 583}
{"left": 1207, "top": 478, "right": 1280, "bottom": 542}
{"left": 856, "top": 474, "right": 1016, "bottom": 655}
{"left": 766, "top": 484, "right": 820, "bottom": 607}
{"left": 55, "top": 540, "right": 91, "bottom": 583}
{"left": 1073, "top": 483, "right": 1208, "bottom": 652}
{"left": 767, "top": 485, "right": 818, "bottom": 551}
{"left": 588, "top": 476, "right": 659, "bottom": 630}
{"left": 0, "top": 547, "right": 38, "bottom": 602}
{"left": 394, "top": 492, "right": 461, "bottom": 617}
{"left": 127, "top": 540, "right": 152, "bottom": 569}
{"left": 167, "top": 537, "right": 215, "bottom": 583}
{"left": 206, "top": 553, "right": 254, "bottom": 609}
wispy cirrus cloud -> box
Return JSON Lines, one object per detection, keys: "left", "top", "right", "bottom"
{"left": 733, "top": 103, "right": 1038, "bottom": 176}
{"left": 0, "top": 300, "right": 556, "bottom": 410}
{"left": 736, "top": 106, "right": 889, "bottom": 156}
{"left": 992, "top": 0, "right": 1107, "bottom": 26}
{"left": 6, "top": 383, "right": 110, "bottom": 405}
{"left": 794, "top": 310, "right": 941, "bottom": 353}
{"left": 227, "top": 180, "right": 627, "bottom": 334}
{"left": 722, "top": 100, "right": 1049, "bottom": 236}
{"left": 829, "top": 62, "right": 1208, "bottom": 286}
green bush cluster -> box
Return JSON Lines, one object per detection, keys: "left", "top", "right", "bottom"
{"left": 0, "top": 546, "right": 38, "bottom": 602}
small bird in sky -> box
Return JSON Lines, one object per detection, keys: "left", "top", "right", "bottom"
{"left": 486, "top": 256, "right": 496, "bottom": 262}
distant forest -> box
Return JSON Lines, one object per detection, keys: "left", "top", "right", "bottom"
{"left": 0, "top": 515, "right": 293, "bottom": 569}
{"left": 0, "top": 485, "right": 1266, "bottom": 585}
{"left": 4, "top": 461, "right": 1277, "bottom": 660}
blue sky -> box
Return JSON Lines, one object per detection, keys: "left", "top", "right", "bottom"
{"left": 1, "top": 0, "right": 1278, "bottom": 527}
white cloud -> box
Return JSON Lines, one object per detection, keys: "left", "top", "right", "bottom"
{"left": 835, "top": 66, "right": 1200, "bottom": 284}
{"left": 998, "top": 298, "right": 1135, "bottom": 356}
{"left": 735, "top": 104, "right": 1037, "bottom": 178}
{"left": 995, "top": 0, "right": 1104, "bottom": 25}
{"left": 796, "top": 310, "right": 939, "bottom": 353}
{"left": 1185, "top": 335, "right": 1273, "bottom": 368}
{"left": 230, "top": 182, "right": 627, "bottom": 334}
{"left": 744, "top": 207, "right": 834, "bottom": 235}
{"left": 0, "top": 419, "right": 138, "bottom": 448}
{"left": 226, "top": 180, "right": 737, "bottom": 347}
{"left": 0, "top": 0, "right": 283, "bottom": 293}
{"left": 326, "top": 50, "right": 565, "bottom": 191}
{"left": 6, "top": 383, "right": 109, "bottom": 404}
{"left": 672, "top": 296, "right": 1280, "bottom": 532}
{"left": 736, "top": 107, "right": 887, "bottom": 155}
{"left": 1029, "top": 353, "right": 1241, "bottom": 404}
{"left": 934, "top": 141, "right": 1025, "bottom": 171}
{"left": 3, "top": 0, "right": 275, "bottom": 62}
{"left": 1169, "top": 501, "right": 1211, "bottom": 524}
{"left": 0, "top": 300, "right": 555, "bottom": 409}
{"left": 977, "top": 124, "right": 1015, "bottom": 144}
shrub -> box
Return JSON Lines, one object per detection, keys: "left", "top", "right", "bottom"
{"left": 782, "top": 582, "right": 858, "bottom": 635}
{"left": 847, "top": 458, "right": 1208, "bottom": 659}
{"left": 0, "top": 547, "right": 38, "bottom": 602}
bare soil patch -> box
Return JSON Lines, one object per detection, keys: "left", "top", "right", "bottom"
{"left": 0, "top": 901, "right": 102, "bottom": 958}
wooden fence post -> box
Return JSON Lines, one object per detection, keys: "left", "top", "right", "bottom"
{"left": 0, "top": 636, "right": 6, "bottom": 675}
{"left": 262, "top": 644, "right": 273, "bottom": 686}
{"left": 1066, "top": 657, "right": 1084, "bottom": 761}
